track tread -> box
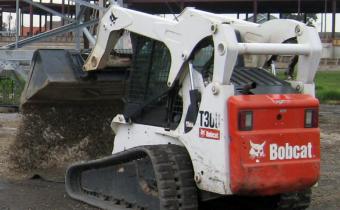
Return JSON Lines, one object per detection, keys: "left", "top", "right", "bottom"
{"left": 147, "top": 145, "right": 199, "bottom": 210}
{"left": 66, "top": 144, "right": 198, "bottom": 210}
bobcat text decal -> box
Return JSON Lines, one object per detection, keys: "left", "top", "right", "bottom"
{"left": 270, "top": 143, "right": 313, "bottom": 160}
{"left": 249, "top": 141, "right": 314, "bottom": 163}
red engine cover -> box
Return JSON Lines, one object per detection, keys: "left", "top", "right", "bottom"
{"left": 228, "top": 94, "right": 320, "bottom": 196}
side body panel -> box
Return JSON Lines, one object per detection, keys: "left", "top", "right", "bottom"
{"left": 113, "top": 75, "right": 236, "bottom": 195}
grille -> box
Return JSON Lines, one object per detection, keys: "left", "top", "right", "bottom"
{"left": 127, "top": 34, "right": 171, "bottom": 104}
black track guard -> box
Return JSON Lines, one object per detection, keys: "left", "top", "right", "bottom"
{"left": 65, "top": 145, "right": 198, "bottom": 210}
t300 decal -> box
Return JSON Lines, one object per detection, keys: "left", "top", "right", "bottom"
{"left": 198, "top": 110, "right": 221, "bottom": 140}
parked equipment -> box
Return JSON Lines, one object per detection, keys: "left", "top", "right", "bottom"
{"left": 21, "top": 4, "right": 322, "bottom": 210}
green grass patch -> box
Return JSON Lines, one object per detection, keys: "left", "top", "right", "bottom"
{"left": 315, "top": 71, "right": 340, "bottom": 104}
{"left": 276, "top": 70, "right": 340, "bottom": 104}
{"left": 0, "top": 76, "right": 25, "bottom": 105}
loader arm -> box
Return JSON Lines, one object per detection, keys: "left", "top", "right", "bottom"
{"left": 84, "top": 5, "right": 219, "bottom": 86}
{"left": 84, "top": 5, "right": 321, "bottom": 88}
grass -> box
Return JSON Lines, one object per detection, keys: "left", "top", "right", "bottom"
{"left": 0, "top": 76, "right": 25, "bottom": 105}
{"left": 315, "top": 71, "right": 340, "bottom": 104}
{"left": 273, "top": 70, "right": 340, "bottom": 104}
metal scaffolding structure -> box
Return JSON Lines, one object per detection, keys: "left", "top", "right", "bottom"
{"left": 0, "top": 0, "right": 339, "bottom": 40}
{"left": 0, "top": 0, "right": 105, "bottom": 106}
{"left": 0, "top": 0, "right": 337, "bottom": 106}
{"left": 3, "top": 0, "right": 104, "bottom": 50}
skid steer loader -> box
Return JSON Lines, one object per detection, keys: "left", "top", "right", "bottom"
{"left": 19, "top": 4, "right": 321, "bottom": 210}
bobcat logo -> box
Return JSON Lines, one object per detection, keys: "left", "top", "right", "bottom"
{"left": 249, "top": 141, "right": 266, "bottom": 163}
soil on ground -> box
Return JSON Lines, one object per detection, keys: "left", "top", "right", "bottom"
{"left": 0, "top": 104, "right": 338, "bottom": 210}
{"left": 310, "top": 105, "right": 340, "bottom": 210}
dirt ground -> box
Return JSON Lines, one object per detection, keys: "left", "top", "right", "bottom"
{"left": 0, "top": 111, "right": 101, "bottom": 210}
{"left": 0, "top": 104, "right": 338, "bottom": 210}
{"left": 309, "top": 105, "right": 340, "bottom": 210}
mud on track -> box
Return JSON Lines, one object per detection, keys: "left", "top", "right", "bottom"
{"left": 0, "top": 104, "right": 338, "bottom": 210}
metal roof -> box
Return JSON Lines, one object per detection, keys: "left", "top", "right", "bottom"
{"left": 0, "top": 1, "right": 75, "bottom": 14}
{"left": 124, "top": 0, "right": 340, "bottom": 13}
{"left": 0, "top": 0, "right": 338, "bottom": 14}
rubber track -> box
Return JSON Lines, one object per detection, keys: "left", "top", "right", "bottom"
{"left": 67, "top": 145, "right": 198, "bottom": 210}
{"left": 148, "top": 145, "right": 199, "bottom": 210}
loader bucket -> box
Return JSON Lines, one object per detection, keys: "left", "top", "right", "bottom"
{"left": 21, "top": 49, "right": 128, "bottom": 105}
{"left": 10, "top": 49, "right": 128, "bottom": 175}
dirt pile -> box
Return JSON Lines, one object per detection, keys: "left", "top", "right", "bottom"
{"left": 9, "top": 102, "right": 123, "bottom": 172}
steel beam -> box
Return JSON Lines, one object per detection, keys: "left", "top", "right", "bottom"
{"left": 75, "top": 1, "right": 81, "bottom": 50}
{"left": 253, "top": 0, "right": 258, "bottom": 23}
{"left": 67, "top": 0, "right": 71, "bottom": 20}
{"left": 71, "top": 0, "right": 106, "bottom": 11}
{"left": 76, "top": 5, "right": 87, "bottom": 20}
{"left": 2, "top": 20, "right": 98, "bottom": 49}
{"left": 82, "top": 27, "right": 96, "bottom": 45}
{"left": 50, "top": 0, "right": 53, "bottom": 30}
{"left": 22, "top": 0, "right": 74, "bottom": 22}
{"left": 324, "top": 0, "right": 328, "bottom": 34}
{"left": 15, "top": 0, "right": 19, "bottom": 48}
{"left": 44, "top": 14, "right": 47, "bottom": 31}
{"left": 0, "top": 8, "right": 2, "bottom": 31}
{"left": 29, "top": 3, "right": 33, "bottom": 36}
{"left": 39, "top": 0, "right": 42, "bottom": 32}
{"left": 20, "top": 12, "right": 23, "bottom": 36}
{"left": 62, "top": 0, "right": 65, "bottom": 25}
{"left": 0, "top": 0, "right": 340, "bottom": 14}
{"left": 0, "top": 50, "right": 34, "bottom": 61}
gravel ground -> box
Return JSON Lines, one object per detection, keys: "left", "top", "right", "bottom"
{"left": 309, "top": 104, "right": 340, "bottom": 210}
{"left": 0, "top": 104, "right": 338, "bottom": 210}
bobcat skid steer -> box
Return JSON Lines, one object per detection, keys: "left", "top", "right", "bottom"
{"left": 21, "top": 4, "right": 321, "bottom": 210}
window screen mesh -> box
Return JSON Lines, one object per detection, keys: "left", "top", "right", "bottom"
{"left": 127, "top": 34, "right": 171, "bottom": 104}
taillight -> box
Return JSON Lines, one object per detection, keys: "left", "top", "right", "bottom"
{"left": 305, "top": 108, "right": 318, "bottom": 128}
{"left": 238, "top": 110, "right": 253, "bottom": 131}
